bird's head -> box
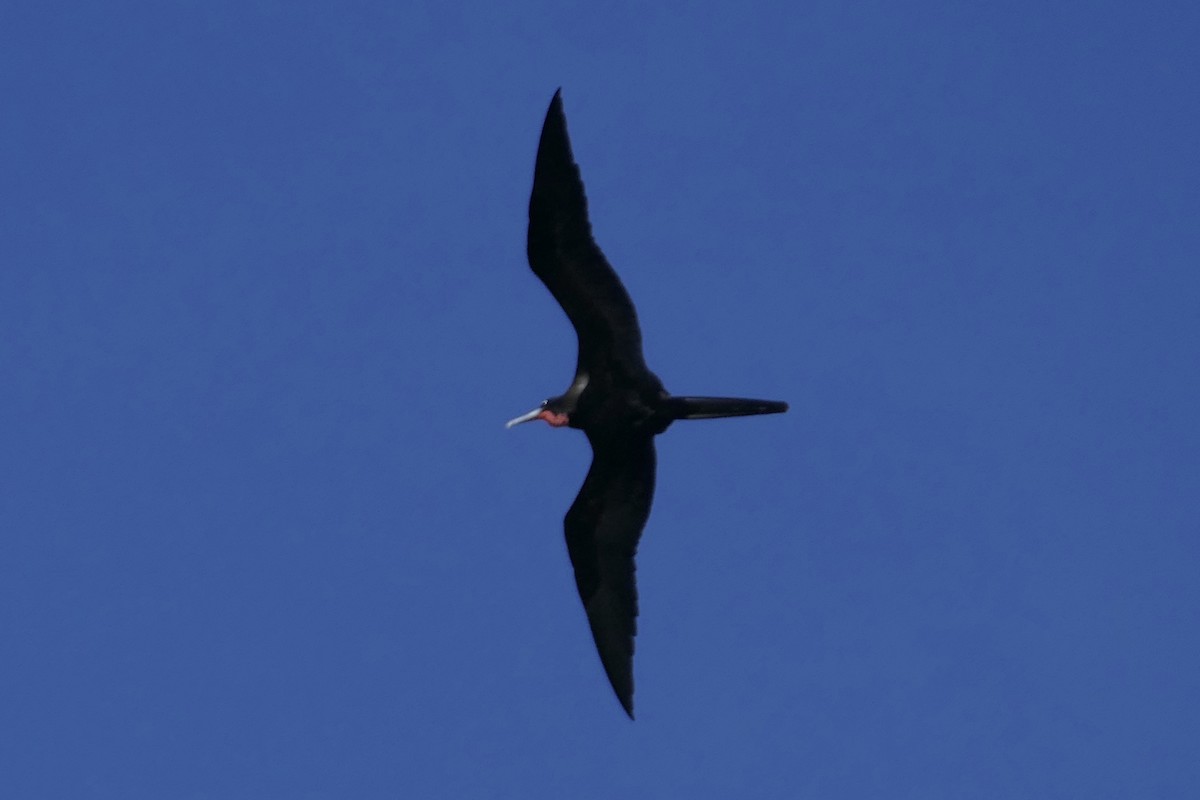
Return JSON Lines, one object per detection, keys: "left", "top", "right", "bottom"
{"left": 505, "top": 395, "right": 573, "bottom": 429}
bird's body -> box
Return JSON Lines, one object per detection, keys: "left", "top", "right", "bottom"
{"left": 508, "top": 90, "right": 787, "bottom": 718}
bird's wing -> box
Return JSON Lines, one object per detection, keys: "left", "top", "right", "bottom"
{"left": 564, "top": 433, "right": 656, "bottom": 719}
{"left": 527, "top": 90, "right": 647, "bottom": 378}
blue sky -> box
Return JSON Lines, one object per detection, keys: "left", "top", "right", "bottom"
{"left": 2, "top": 2, "right": 1198, "bottom": 797}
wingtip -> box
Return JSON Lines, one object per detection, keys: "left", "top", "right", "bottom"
{"left": 620, "top": 697, "right": 635, "bottom": 720}
{"left": 542, "top": 89, "right": 565, "bottom": 124}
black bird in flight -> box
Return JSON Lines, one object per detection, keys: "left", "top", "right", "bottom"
{"left": 507, "top": 90, "right": 787, "bottom": 718}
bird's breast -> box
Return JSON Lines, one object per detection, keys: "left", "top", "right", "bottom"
{"left": 574, "top": 379, "right": 672, "bottom": 437}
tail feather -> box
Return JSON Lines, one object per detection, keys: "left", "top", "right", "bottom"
{"left": 668, "top": 396, "right": 788, "bottom": 421}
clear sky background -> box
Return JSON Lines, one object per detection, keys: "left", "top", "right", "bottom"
{"left": 2, "top": 2, "right": 1198, "bottom": 798}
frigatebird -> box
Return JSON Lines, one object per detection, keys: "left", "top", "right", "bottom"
{"left": 507, "top": 90, "right": 787, "bottom": 718}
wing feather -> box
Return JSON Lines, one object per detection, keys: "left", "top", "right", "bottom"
{"left": 564, "top": 434, "right": 656, "bottom": 718}
{"left": 527, "top": 91, "right": 647, "bottom": 377}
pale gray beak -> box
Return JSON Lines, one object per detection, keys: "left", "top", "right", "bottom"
{"left": 505, "top": 407, "right": 543, "bottom": 429}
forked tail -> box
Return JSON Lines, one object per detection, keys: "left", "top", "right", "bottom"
{"left": 667, "top": 396, "right": 788, "bottom": 421}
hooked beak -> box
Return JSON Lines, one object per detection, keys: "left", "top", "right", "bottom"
{"left": 505, "top": 407, "right": 544, "bottom": 429}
